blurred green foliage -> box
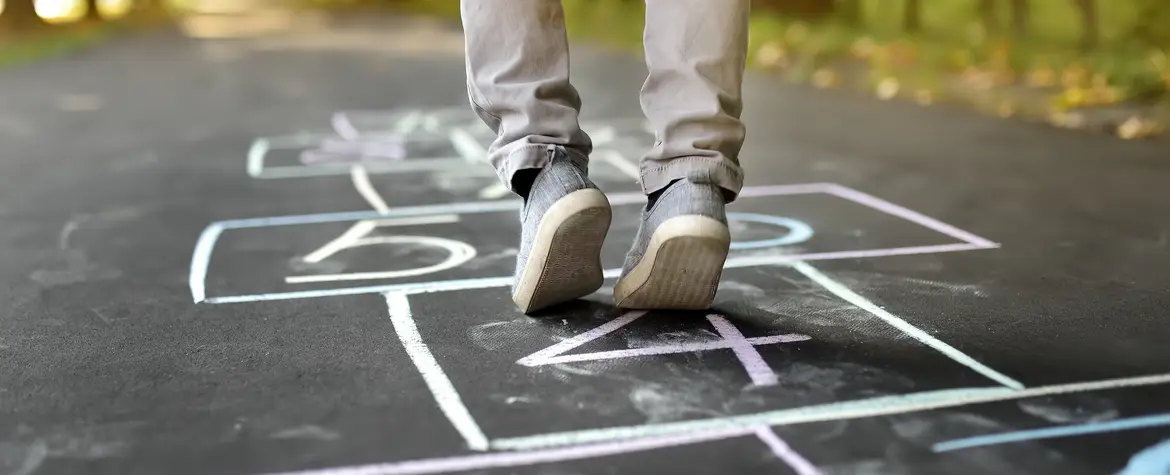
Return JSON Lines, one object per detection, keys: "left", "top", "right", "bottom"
{"left": 407, "top": 0, "right": 1167, "bottom": 103}
{"left": 391, "top": 0, "right": 1167, "bottom": 135}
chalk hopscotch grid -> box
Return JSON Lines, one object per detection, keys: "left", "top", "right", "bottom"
{"left": 221, "top": 123, "right": 1169, "bottom": 474}
{"left": 247, "top": 133, "right": 475, "bottom": 180}
{"left": 188, "top": 182, "right": 1000, "bottom": 304}
{"left": 379, "top": 257, "right": 1024, "bottom": 453}
{"left": 194, "top": 173, "right": 1027, "bottom": 456}
{"left": 290, "top": 289, "right": 1170, "bottom": 475}
{"left": 247, "top": 114, "right": 648, "bottom": 181}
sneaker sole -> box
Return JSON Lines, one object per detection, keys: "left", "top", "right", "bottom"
{"left": 613, "top": 215, "right": 731, "bottom": 310}
{"left": 512, "top": 188, "right": 612, "bottom": 314}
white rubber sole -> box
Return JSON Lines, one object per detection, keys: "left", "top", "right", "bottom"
{"left": 613, "top": 215, "right": 731, "bottom": 310}
{"left": 512, "top": 188, "right": 612, "bottom": 314}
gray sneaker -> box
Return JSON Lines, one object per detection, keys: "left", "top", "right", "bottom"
{"left": 613, "top": 174, "right": 731, "bottom": 310}
{"left": 512, "top": 146, "right": 612, "bottom": 314}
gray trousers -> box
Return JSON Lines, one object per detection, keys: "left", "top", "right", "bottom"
{"left": 460, "top": 0, "right": 750, "bottom": 200}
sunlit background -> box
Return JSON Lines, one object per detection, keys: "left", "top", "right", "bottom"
{"left": 0, "top": 0, "right": 135, "bottom": 23}
{"left": 0, "top": 0, "right": 1166, "bottom": 138}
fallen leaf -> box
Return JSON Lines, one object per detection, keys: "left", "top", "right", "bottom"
{"left": 876, "top": 78, "right": 900, "bottom": 100}
{"left": 812, "top": 68, "right": 838, "bottom": 89}
{"left": 1060, "top": 87, "right": 1088, "bottom": 107}
{"left": 1117, "top": 116, "right": 1161, "bottom": 139}
{"left": 1061, "top": 65, "right": 1089, "bottom": 88}
{"left": 755, "top": 41, "right": 788, "bottom": 68}
{"left": 914, "top": 89, "right": 934, "bottom": 105}
{"left": 785, "top": 23, "right": 809, "bottom": 45}
{"left": 1091, "top": 73, "right": 1109, "bottom": 88}
{"left": 850, "top": 37, "right": 876, "bottom": 58}
{"left": 1028, "top": 68, "right": 1057, "bottom": 87}
{"left": 1048, "top": 111, "right": 1086, "bottom": 129}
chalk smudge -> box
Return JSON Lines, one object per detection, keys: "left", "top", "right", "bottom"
{"left": 0, "top": 439, "right": 47, "bottom": 475}
{"left": 629, "top": 384, "right": 724, "bottom": 424}
{"left": 467, "top": 319, "right": 536, "bottom": 352}
{"left": 271, "top": 426, "right": 341, "bottom": 441}
{"left": 32, "top": 208, "right": 145, "bottom": 286}
{"left": 622, "top": 329, "right": 720, "bottom": 351}
{"left": 30, "top": 251, "right": 122, "bottom": 287}
{"left": 718, "top": 280, "right": 768, "bottom": 299}
{"left": 1017, "top": 396, "right": 1119, "bottom": 424}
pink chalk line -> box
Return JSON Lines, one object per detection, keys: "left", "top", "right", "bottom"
{"left": 820, "top": 184, "right": 998, "bottom": 248}
{"left": 257, "top": 427, "right": 755, "bottom": 475}
{"left": 530, "top": 333, "right": 811, "bottom": 366}
{"left": 331, "top": 112, "right": 360, "bottom": 140}
{"left": 708, "top": 315, "right": 780, "bottom": 387}
{"left": 255, "top": 425, "right": 821, "bottom": 475}
{"left": 755, "top": 427, "right": 824, "bottom": 475}
{"left": 300, "top": 138, "right": 407, "bottom": 165}
{"left": 516, "top": 311, "right": 808, "bottom": 387}
{"left": 516, "top": 311, "right": 648, "bottom": 366}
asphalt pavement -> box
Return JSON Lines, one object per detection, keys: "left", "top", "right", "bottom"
{"left": 0, "top": 12, "right": 1168, "bottom": 475}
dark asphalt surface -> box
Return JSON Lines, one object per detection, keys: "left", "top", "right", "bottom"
{"left": 1, "top": 12, "right": 1168, "bottom": 475}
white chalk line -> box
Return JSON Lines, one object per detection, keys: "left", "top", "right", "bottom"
{"left": 351, "top": 165, "right": 391, "bottom": 214}
{"left": 258, "top": 427, "right": 755, "bottom": 475}
{"left": 286, "top": 236, "right": 477, "bottom": 284}
{"left": 198, "top": 243, "right": 993, "bottom": 304}
{"left": 202, "top": 276, "right": 517, "bottom": 304}
{"left": 247, "top": 138, "right": 269, "bottom": 178}
{"left": 255, "top": 374, "right": 1170, "bottom": 474}
{"left": 384, "top": 292, "right": 489, "bottom": 451}
{"left": 491, "top": 372, "right": 1170, "bottom": 450}
{"left": 822, "top": 184, "right": 999, "bottom": 248}
{"left": 205, "top": 183, "right": 832, "bottom": 229}
{"left": 330, "top": 112, "right": 360, "bottom": 140}
{"left": 530, "top": 334, "right": 811, "bottom": 366}
{"left": 791, "top": 261, "right": 1024, "bottom": 391}
{"left": 395, "top": 110, "right": 423, "bottom": 135}
{"left": 448, "top": 128, "right": 486, "bottom": 164}
{"left": 517, "top": 311, "right": 647, "bottom": 366}
{"left": 708, "top": 315, "right": 780, "bottom": 387}
{"left": 254, "top": 158, "right": 476, "bottom": 180}
{"left": 597, "top": 149, "right": 641, "bottom": 182}
{"left": 477, "top": 183, "right": 511, "bottom": 200}
{"left": 302, "top": 221, "right": 379, "bottom": 264}
{"left": 300, "top": 216, "right": 461, "bottom": 265}
{"left": 444, "top": 127, "right": 510, "bottom": 199}
{"left": 191, "top": 183, "right": 998, "bottom": 303}
{"left": 589, "top": 125, "right": 616, "bottom": 145}
{"left": 189, "top": 223, "right": 224, "bottom": 303}
{"left": 517, "top": 309, "right": 807, "bottom": 369}
{"left": 754, "top": 427, "right": 824, "bottom": 475}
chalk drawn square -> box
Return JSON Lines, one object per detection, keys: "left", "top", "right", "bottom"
{"left": 189, "top": 183, "right": 1000, "bottom": 305}
{"left": 330, "top": 107, "right": 654, "bottom": 146}
{"left": 246, "top": 131, "right": 477, "bottom": 180}
{"left": 244, "top": 128, "right": 649, "bottom": 185}
{"left": 395, "top": 265, "right": 1018, "bottom": 446}
{"left": 250, "top": 108, "right": 656, "bottom": 182}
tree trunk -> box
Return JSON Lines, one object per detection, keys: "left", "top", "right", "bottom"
{"left": 1, "top": 0, "right": 48, "bottom": 31}
{"left": 839, "top": 0, "right": 862, "bottom": 25}
{"left": 1073, "top": 0, "right": 1098, "bottom": 50}
{"left": 85, "top": 0, "right": 104, "bottom": 20}
{"left": 978, "top": 0, "right": 999, "bottom": 35}
{"left": 903, "top": 0, "right": 921, "bottom": 33}
{"left": 1009, "top": 0, "right": 1029, "bottom": 39}
{"left": 1129, "top": 0, "right": 1170, "bottom": 47}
